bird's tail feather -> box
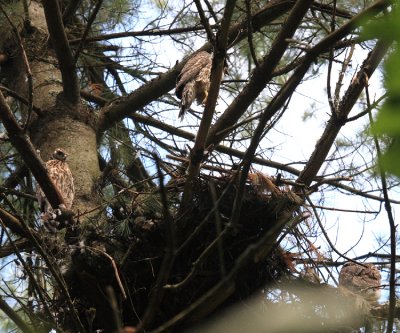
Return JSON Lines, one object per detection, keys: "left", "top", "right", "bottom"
{"left": 178, "top": 104, "right": 186, "bottom": 120}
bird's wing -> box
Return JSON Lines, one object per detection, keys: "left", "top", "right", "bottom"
{"left": 175, "top": 51, "right": 212, "bottom": 99}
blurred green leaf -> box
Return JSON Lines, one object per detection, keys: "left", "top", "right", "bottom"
{"left": 368, "top": 4, "right": 400, "bottom": 177}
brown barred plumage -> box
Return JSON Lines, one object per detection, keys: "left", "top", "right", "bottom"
{"left": 175, "top": 51, "right": 213, "bottom": 120}
{"left": 339, "top": 262, "right": 381, "bottom": 303}
{"left": 36, "top": 148, "right": 75, "bottom": 218}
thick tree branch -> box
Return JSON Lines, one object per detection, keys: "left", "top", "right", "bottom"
{"left": 42, "top": 0, "right": 79, "bottom": 104}
{"left": 180, "top": 0, "right": 236, "bottom": 211}
{"left": 0, "top": 91, "right": 65, "bottom": 210}
{"left": 229, "top": 0, "right": 314, "bottom": 227}
{"left": 295, "top": 40, "right": 390, "bottom": 189}
{"left": 206, "top": 0, "right": 391, "bottom": 148}
{"left": 0, "top": 294, "right": 34, "bottom": 333}
{"left": 96, "top": 0, "right": 297, "bottom": 135}
{"left": 0, "top": 207, "right": 29, "bottom": 237}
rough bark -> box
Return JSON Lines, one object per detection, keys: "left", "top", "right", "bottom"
{"left": 1, "top": 0, "right": 101, "bottom": 221}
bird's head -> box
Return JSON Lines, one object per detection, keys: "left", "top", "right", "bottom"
{"left": 52, "top": 148, "right": 68, "bottom": 161}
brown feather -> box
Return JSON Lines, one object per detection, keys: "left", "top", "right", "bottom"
{"left": 36, "top": 148, "right": 75, "bottom": 217}
{"left": 339, "top": 262, "right": 381, "bottom": 303}
{"left": 175, "top": 51, "right": 213, "bottom": 119}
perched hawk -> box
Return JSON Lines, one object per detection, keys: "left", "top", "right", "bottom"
{"left": 175, "top": 51, "right": 213, "bottom": 119}
{"left": 36, "top": 148, "right": 75, "bottom": 219}
{"left": 339, "top": 262, "right": 381, "bottom": 303}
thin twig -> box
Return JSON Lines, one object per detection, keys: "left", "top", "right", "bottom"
{"left": 88, "top": 247, "right": 127, "bottom": 300}
{"left": 334, "top": 44, "right": 355, "bottom": 111}
{"left": 365, "top": 83, "right": 396, "bottom": 333}
{"left": 209, "top": 180, "right": 226, "bottom": 276}
{"left": 194, "top": 0, "right": 215, "bottom": 44}
{"left": 245, "top": 0, "right": 259, "bottom": 67}
{"left": 305, "top": 195, "right": 365, "bottom": 273}
{"left": 74, "top": 0, "right": 104, "bottom": 63}
{"left": 136, "top": 154, "right": 176, "bottom": 332}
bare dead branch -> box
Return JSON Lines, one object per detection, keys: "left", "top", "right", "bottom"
{"left": 295, "top": 40, "right": 391, "bottom": 189}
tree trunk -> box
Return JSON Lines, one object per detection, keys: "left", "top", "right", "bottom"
{"left": 1, "top": 0, "right": 101, "bottom": 220}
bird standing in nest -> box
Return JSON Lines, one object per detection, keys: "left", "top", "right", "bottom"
{"left": 175, "top": 50, "right": 227, "bottom": 120}
{"left": 36, "top": 148, "right": 75, "bottom": 222}
{"left": 339, "top": 262, "right": 381, "bottom": 303}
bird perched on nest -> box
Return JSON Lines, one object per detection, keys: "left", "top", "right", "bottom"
{"left": 175, "top": 50, "right": 227, "bottom": 120}
{"left": 36, "top": 148, "right": 75, "bottom": 222}
{"left": 339, "top": 262, "right": 381, "bottom": 303}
